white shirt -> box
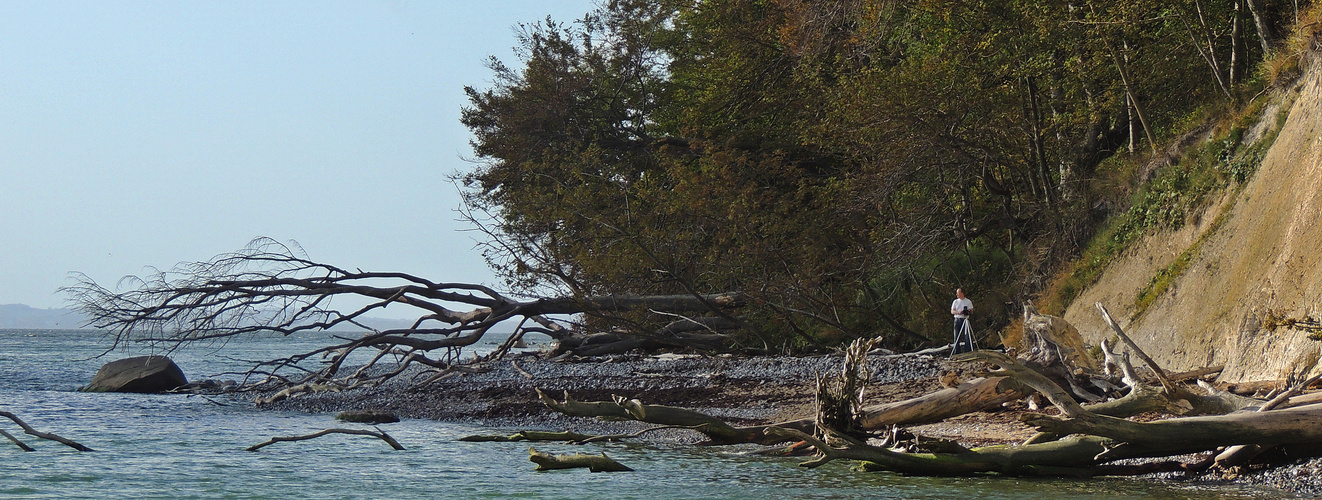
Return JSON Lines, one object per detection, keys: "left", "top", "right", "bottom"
{"left": 951, "top": 298, "right": 973, "bottom": 319}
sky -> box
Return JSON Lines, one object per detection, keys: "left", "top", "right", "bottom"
{"left": 0, "top": 1, "right": 595, "bottom": 316}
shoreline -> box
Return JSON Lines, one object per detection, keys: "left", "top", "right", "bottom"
{"left": 257, "top": 351, "right": 946, "bottom": 433}
{"left": 253, "top": 351, "right": 1319, "bottom": 497}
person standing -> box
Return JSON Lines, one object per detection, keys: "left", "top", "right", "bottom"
{"left": 950, "top": 288, "right": 974, "bottom": 354}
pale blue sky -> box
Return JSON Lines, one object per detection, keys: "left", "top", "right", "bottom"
{"left": 0, "top": 1, "right": 594, "bottom": 315}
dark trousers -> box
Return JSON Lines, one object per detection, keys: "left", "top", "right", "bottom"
{"left": 952, "top": 317, "right": 974, "bottom": 355}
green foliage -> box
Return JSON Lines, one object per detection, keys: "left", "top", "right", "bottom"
{"left": 1042, "top": 96, "right": 1279, "bottom": 315}
{"left": 459, "top": 0, "right": 1297, "bottom": 351}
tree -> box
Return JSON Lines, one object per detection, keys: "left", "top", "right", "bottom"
{"left": 65, "top": 238, "right": 748, "bottom": 390}
{"left": 458, "top": 0, "right": 1285, "bottom": 349}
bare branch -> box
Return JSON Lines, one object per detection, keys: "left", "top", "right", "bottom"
{"left": 0, "top": 411, "right": 93, "bottom": 451}
{"left": 245, "top": 427, "right": 404, "bottom": 451}
{"left": 64, "top": 238, "right": 750, "bottom": 393}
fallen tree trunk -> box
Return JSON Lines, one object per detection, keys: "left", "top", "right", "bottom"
{"left": 459, "top": 430, "right": 598, "bottom": 443}
{"left": 536, "top": 389, "right": 811, "bottom": 445}
{"left": 528, "top": 447, "right": 632, "bottom": 472}
{"left": 65, "top": 238, "right": 763, "bottom": 391}
{"left": 1025, "top": 403, "right": 1322, "bottom": 457}
{"left": 975, "top": 350, "right": 1322, "bottom": 457}
{"left": 857, "top": 377, "right": 1028, "bottom": 429}
{"left": 769, "top": 427, "right": 1183, "bottom": 477}
{"left": 793, "top": 350, "right": 1322, "bottom": 478}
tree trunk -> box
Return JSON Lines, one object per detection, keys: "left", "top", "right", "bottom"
{"left": 1244, "top": 0, "right": 1274, "bottom": 53}
{"left": 536, "top": 389, "right": 812, "bottom": 445}
{"left": 528, "top": 447, "right": 633, "bottom": 472}
{"left": 858, "top": 377, "right": 1028, "bottom": 429}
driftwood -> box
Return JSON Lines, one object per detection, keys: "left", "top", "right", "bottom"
{"left": 768, "top": 427, "right": 1183, "bottom": 477}
{"left": 536, "top": 389, "right": 811, "bottom": 445}
{"left": 460, "top": 430, "right": 598, "bottom": 443}
{"left": 334, "top": 410, "right": 400, "bottom": 424}
{"left": 1096, "top": 303, "right": 1174, "bottom": 391}
{"left": 768, "top": 350, "right": 1321, "bottom": 477}
{"left": 858, "top": 377, "right": 1028, "bottom": 429}
{"left": 1212, "top": 372, "right": 1322, "bottom": 468}
{"left": 528, "top": 447, "right": 632, "bottom": 472}
{"left": 245, "top": 427, "right": 404, "bottom": 451}
{"left": 523, "top": 447, "right": 631, "bottom": 470}
{"left": 0, "top": 411, "right": 93, "bottom": 452}
{"left": 470, "top": 303, "right": 1322, "bottom": 479}
{"left": 0, "top": 429, "right": 36, "bottom": 451}
{"left": 1167, "top": 365, "right": 1225, "bottom": 383}
{"left": 980, "top": 350, "right": 1322, "bottom": 458}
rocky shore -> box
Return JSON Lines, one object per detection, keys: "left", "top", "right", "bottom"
{"left": 258, "top": 350, "right": 946, "bottom": 433}
{"left": 254, "top": 350, "right": 1320, "bottom": 497}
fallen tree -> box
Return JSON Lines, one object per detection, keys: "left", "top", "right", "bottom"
{"left": 465, "top": 306, "right": 1322, "bottom": 480}
{"left": 65, "top": 238, "right": 754, "bottom": 392}
{"left": 515, "top": 348, "right": 1317, "bottom": 477}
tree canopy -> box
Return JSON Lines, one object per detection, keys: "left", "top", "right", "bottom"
{"left": 461, "top": 0, "right": 1293, "bottom": 350}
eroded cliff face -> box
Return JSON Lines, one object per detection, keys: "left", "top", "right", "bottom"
{"left": 1063, "top": 61, "right": 1322, "bottom": 383}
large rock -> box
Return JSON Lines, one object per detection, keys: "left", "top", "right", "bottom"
{"left": 83, "top": 356, "right": 188, "bottom": 393}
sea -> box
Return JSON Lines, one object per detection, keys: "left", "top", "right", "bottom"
{"left": 0, "top": 329, "right": 1293, "bottom": 499}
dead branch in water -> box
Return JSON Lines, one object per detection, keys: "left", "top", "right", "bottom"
{"left": 0, "top": 411, "right": 93, "bottom": 451}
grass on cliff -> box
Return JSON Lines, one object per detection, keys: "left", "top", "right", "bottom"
{"left": 1038, "top": 94, "right": 1285, "bottom": 316}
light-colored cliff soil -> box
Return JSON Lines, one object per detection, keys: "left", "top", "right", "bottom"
{"left": 1064, "top": 64, "right": 1322, "bottom": 383}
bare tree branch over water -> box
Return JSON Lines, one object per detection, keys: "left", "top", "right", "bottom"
{"left": 65, "top": 238, "right": 747, "bottom": 390}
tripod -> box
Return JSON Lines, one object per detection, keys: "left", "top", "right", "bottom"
{"left": 951, "top": 317, "right": 977, "bottom": 356}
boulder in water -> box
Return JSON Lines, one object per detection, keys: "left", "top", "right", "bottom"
{"left": 83, "top": 355, "right": 188, "bottom": 393}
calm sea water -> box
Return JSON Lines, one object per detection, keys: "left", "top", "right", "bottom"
{"left": 0, "top": 330, "right": 1290, "bottom": 499}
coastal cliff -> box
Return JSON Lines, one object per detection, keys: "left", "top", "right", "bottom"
{"left": 1064, "top": 58, "right": 1322, "bottom": 383}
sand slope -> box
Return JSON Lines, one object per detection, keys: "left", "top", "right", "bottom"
{"left": 1064, "top": 63, "right": 1322, "bottom": 382}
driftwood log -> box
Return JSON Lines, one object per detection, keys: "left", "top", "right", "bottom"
{"left": 756, "top": 350, "right": 1319, "bottom": 477}
{"left": 528, "top": 447, "right": 632, "bottom": 472}
{"left": 858, "top": 376, "right": 1028, "bottom": 429}
{"left": 459, "top": 430, "right": 598, "bottom": 443}
{"left": 536, "top": 389, "right": 813, "bottom": 445}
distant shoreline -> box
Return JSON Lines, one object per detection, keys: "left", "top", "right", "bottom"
{"left": 0, "top": 303, "right": 448, "bottom": 333}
